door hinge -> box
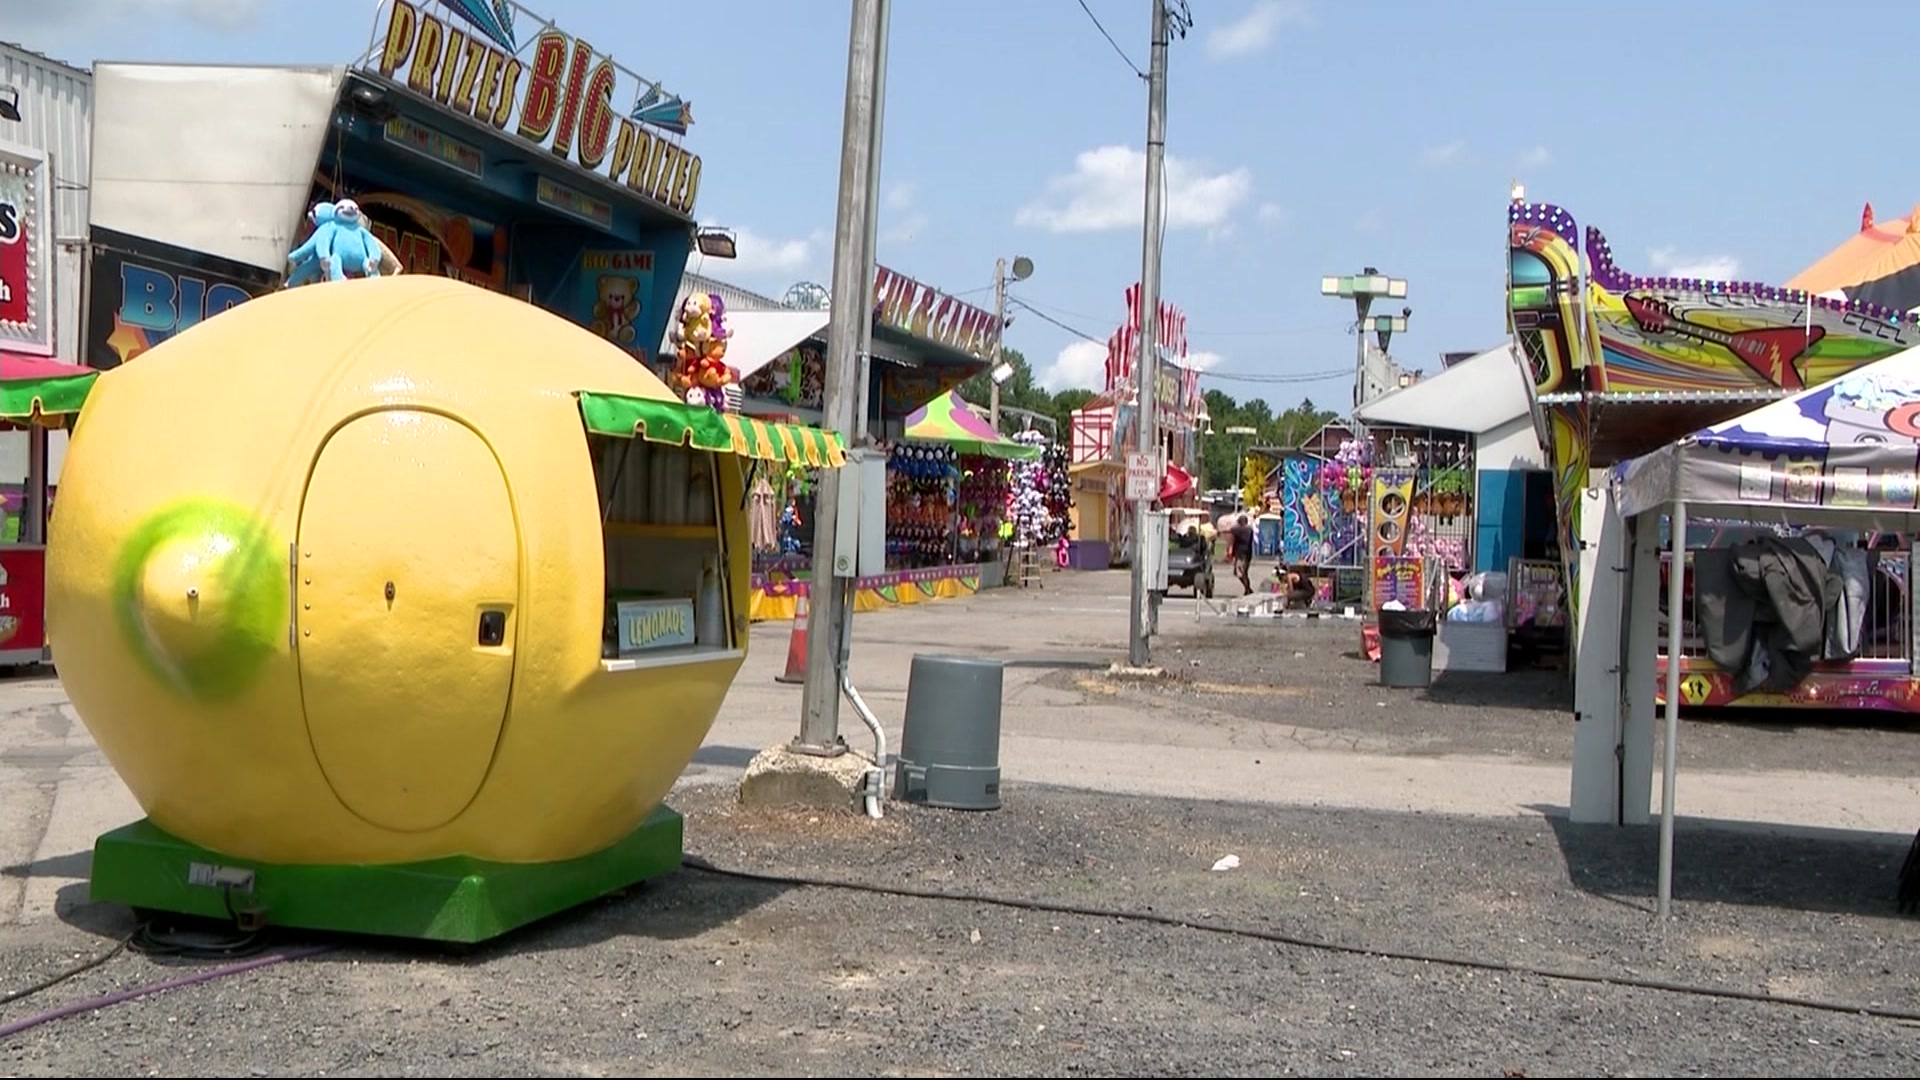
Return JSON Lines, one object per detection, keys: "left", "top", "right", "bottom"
{"left": 287, "top": 542, "right": 300, "bottom": 649}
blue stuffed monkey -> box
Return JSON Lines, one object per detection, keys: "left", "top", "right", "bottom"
{"left": 285, "top": 198, "right": 383, "bottom": 284}
{"left": 285, "top": 202, "right": 335, "bottom": 286}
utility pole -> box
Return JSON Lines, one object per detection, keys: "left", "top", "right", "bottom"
{"left": 797, "top": 0, "right": 886, "bottom": 755}
{"left": 854, "top": 0, "right": 892, "bottom": 443}
{"left": 1127, "top": 0, "right": 1170, "bottom": 669}
{"left": 987, "top": 254, "right": 1032, "bottom": 432}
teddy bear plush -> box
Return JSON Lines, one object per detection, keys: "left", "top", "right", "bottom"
{"left": 668, "top": 292, "right": 738, "bottom": 409}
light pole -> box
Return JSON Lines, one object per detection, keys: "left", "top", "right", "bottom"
{"left": 990, "top": 255, "right": 1034, "bottom": 431}
{"left": 1320, "top": 270, "right": 1409, "bottom": 428}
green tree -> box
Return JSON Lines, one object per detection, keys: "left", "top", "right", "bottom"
{"left": 1195, "top": 390, "right": 1337, "bottom": 490}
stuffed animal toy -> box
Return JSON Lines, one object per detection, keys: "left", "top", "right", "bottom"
{"left": 287, "top": 202, "right": 403, "bottom": 287}
{"left": 668, "top": 291, "right": 738, "bottom": 410}
{"left": 284, "top": 202, "right": 336, "bottom": 286}
{"left": 285, "top": 199, "right": 383, "bottom": 284}
{"left": 322, "top": 200, "right": 383, "bottom": 281}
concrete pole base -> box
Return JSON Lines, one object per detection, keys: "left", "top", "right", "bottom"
{"left": 737, "top": 743, "right": 877, "bottom": 812}
{"left": 1106, "top": 662, "right": 1169, "bottom": 680}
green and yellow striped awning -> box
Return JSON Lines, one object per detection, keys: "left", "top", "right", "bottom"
{"left": 576, "top": 391, "right": 846, "bottom": 468}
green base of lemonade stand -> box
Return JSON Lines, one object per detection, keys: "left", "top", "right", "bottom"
{"left": 88, "top": 805, "right": 685, "bottom": 945}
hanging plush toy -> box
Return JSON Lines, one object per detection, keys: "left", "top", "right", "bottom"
{"left": 668, "top": 292, "right": 739, "bottom": 410}
{"left": 287, "top": 201, "right": 402, "bottom": 286}
{"left": 286, "top": 199, "right": 383, "bottom": 284}
{"left": 284, "top": 202, "right": 337, "bottom": 286}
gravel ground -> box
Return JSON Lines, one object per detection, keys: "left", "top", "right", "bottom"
{"left": 1090, "top": 619, "right": 1920, "bottom": 778}
{"left": 4, "top": 783, "right": 1919, "bottom": 1078}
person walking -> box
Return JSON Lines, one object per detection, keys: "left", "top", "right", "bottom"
{"left": 1228, "top": 514, "right": 1255, "bottom": 595}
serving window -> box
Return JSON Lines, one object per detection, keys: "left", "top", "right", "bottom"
{"left": 576, "top": 391, "right": 846, "bottom": 673}
{"left": 593, "top": 433, "right": 734, "bottom": 671}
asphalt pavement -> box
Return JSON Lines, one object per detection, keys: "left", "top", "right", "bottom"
{"left": 3, "top": 568, "right": 1918, "bottom": 1076}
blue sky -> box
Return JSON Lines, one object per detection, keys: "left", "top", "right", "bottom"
{"left": 11, "top": 0, "right": 1920, "bottom": 406}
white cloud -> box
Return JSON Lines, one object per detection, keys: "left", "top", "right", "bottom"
{"left": 1257, "top": 203, "right": 1288, "bottom": 228}
{"left": 1419, "top": 141, "right": 1466, "bottom": 168}
{"left": 1648, "top": 247, "right": 1741, "bottom": 281}
{"left": 1016, "top": 145, "right": 1254, "bottom": 235}
{"left": 1038, "top": 340, "right": 1109, "bottom": 393}
{"left": 879, "top": 181, "right": 929, "bottom": 246}
{"left": 1517, "top": 145, "right": 1552, "bottom": 169}
{"left": 1035, "top": 341, "right": 1226, "bottom": 394}
{"left": 9, "top": 0, "right": 273, "bottom": 36}
{"left": 688, "top": 226, "right": 829, "bottom": 285}
{"left": 1205, "top": 1, "right": 1312, "bottom": 58}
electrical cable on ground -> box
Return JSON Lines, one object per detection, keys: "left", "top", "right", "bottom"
{"left": 679, "top": 856, "right": 1920, "bottom": 1025}
{"left": 0, "top": 931, "right": 129, "bottom": 1007}
{"left": 0, "top": 934, "right": 330, "bottom": 1042}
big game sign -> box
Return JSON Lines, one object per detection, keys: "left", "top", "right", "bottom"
{"left": 366, "top": 0, "right": 702, "bottom": 219}
{"left": 0, "top": 140, "right": 53, "bottom": 356}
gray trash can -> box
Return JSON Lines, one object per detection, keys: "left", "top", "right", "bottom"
{"left": 895, "top": 654, "right": 1004, "bottom": 810}
{"left": 1377, "top": 608, "right": 1438, "bottom": 689}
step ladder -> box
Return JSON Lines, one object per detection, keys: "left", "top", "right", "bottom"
{"left": 1014, "top": 542, "right": 1047, "bottom": 589}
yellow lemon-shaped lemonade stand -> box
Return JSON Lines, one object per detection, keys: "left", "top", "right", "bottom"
{"left": 47, "top": 275, "right": 843, "bottom": 942}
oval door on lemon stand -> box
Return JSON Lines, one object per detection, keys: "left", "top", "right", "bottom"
{"left": 296, "top": 409, "right": 519, "bottom": 833}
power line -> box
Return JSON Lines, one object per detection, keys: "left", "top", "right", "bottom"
{"left": 1008, "top": 296, "right": 1106, "bottom": 344}
{"left": 1202, "top": 369, "right": 1351, "bottom": 385}
{"left": 1072, "top": 0, "right": 1147, "bottom": 79}
{"left": 1009, "top": 297, "right": 1351, "bottom": 385}
{"left": 1016, "top": 293, "right": 1333, "bottom": 340}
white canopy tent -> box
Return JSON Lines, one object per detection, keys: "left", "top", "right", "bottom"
{"left": 1608, "top": 342, "right": 1920, "bottom": 916}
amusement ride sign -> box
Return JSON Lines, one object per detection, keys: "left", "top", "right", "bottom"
{"left": 0, "top": 139, "right": 52, "bottom": 356}
{"left": 366, "top": 0, "right": 702, "bottom": 219}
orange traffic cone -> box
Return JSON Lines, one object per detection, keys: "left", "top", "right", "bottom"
{"left": 775, "top": 592, "right": 810, "bottom": 684}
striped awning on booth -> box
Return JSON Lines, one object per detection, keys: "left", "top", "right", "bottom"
{"left": 576, "top": 391, "right": 846, "bottom": 468}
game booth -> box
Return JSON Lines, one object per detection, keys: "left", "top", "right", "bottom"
{"left": 1506, "top": 194, "right": 1920, "bottom": 825}
{"left": 0, "top": 355, "right": 93, "bottom": 667}
{"left": 736, "top": 268, "right": 1027, "bottom": 622}
{"left": 1065, "top": 284, "right": 1205, "bottom": 570}
{"left": 41, "top": 0, "right": 858, "bottom": 944}
{"left": 1347, "top": 343, "right": 1569, "bottom": 672}
{"left": 1, "top": 136, "right": 65, "bottom": 668}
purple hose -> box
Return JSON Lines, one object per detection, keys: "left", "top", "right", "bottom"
{"left": 0, "top": 945, "right": 331, "bottom": 1040}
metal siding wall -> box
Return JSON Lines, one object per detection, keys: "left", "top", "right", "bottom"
{"left": 1, "top": 42, "right": 92, "bottom": 364}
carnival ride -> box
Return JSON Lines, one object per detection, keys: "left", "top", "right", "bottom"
{"left": 1507, "top": 197, "right": 1920, "bottom": 711}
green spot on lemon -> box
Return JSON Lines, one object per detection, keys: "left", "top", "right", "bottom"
{"left": 112, "top": 497, "right": 285, "bottom": 702}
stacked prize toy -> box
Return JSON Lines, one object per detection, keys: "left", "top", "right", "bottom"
{"left": 954, "top": 454, "right": 1010, "bottom": 549}
{"left": 1005, "top": 430, "right": 1054, "bottom": 544}
{"left": 885, "top": 441, "right": 958, "bottom": 567}
{"left": 1040, "top": 439, "right": 1073, "bottom": 543}
{"left": 666, "top": 292, "right": 739, "bottom": 411}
